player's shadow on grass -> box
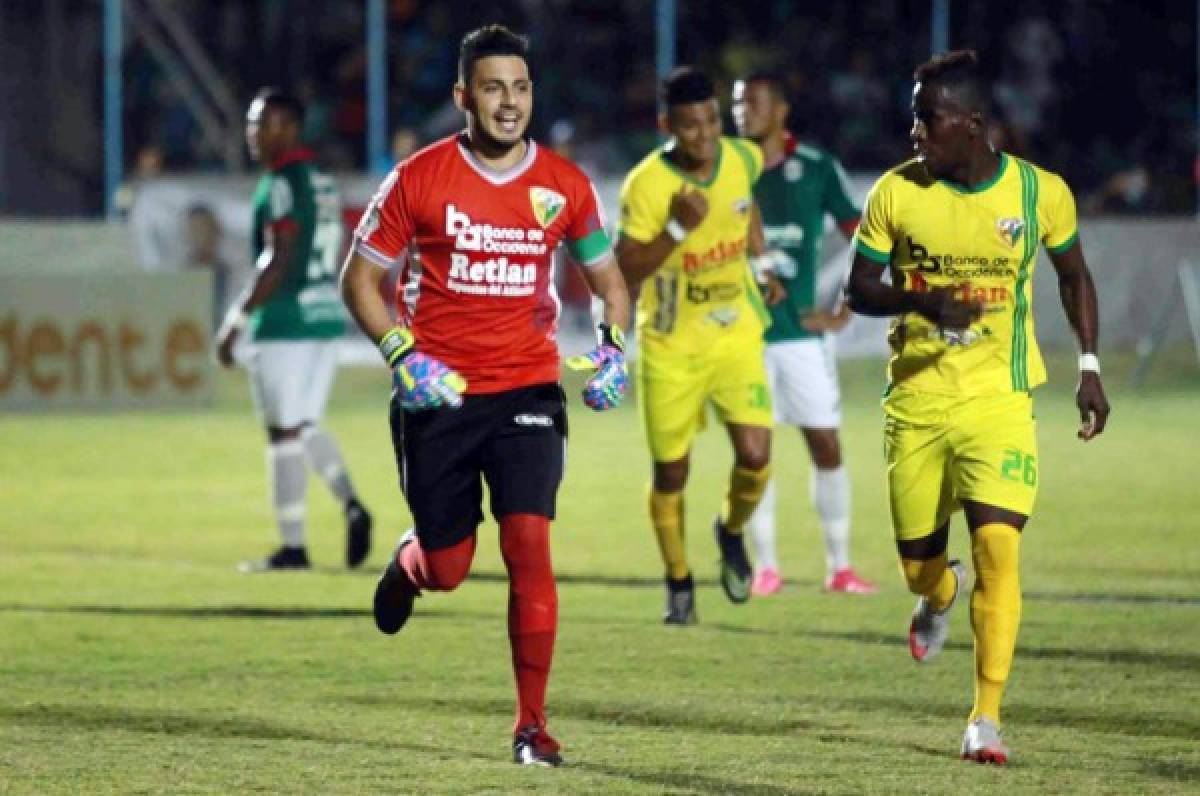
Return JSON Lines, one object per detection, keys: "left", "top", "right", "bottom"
{"left": 0, "top": 702, "right": 454, "bottom": 757}
{"left": 799, "top": 628, "right": 1200, "bottom": 673}
{"left": 838, "top": 693, "right": 1200, "bottom": 743}
{"left": 567, "top": 760, "right": 814, "bottom": 796}
{"left": 365, "top": 692, "right": 833, "bottom": 740}
{"left": 0, "top": 603, "right": 372, "bottom": 620}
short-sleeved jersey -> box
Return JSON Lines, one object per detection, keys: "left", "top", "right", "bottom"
{"left": 854, "top": 153, "right": 1079, "bottom": 396}
{"left": 620, "top": 137, "right": 769, "bottom": 355}
{"left": 354, "top": 133, "right": 611, "bottom": 394}
{"left": 755, "top": 135, "right": 860, "bottom": 342}
{"left": 250, "top": 149, "right": 345, "bottom": 341}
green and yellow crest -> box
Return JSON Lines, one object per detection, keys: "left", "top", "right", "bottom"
{"left": 530, "top": 186, "right": 566, "bottom": 228}
{"left": 995, "top": 217, "right": 1025, "bottom": 248}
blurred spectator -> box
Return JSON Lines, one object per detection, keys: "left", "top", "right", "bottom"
{"left": 370, "top": 127, "right": 420, "bottom": 175}
{"left": 91, "top": 1, "right": 1191, "bottom": 215}
{"left": 134, "top": 144, "right": 165, "bottom": 179}
{"left": 182, "top": 203, "right": 234, "bottom": 330}
{"left": 1081, "top": 166, "right": 1156, "bottom": 216}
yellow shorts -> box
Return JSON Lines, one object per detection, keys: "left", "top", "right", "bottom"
{"left": 637, "top": 337, "right": 772, "bottom": 462}
{"left": 883, "top": 388, "right": 1038, "bottom": 541}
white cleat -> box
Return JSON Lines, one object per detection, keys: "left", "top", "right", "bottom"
{"left": 908, "top": 560, "right": 966, "bottom": 662}
{"left": 961, "top": 717, "right": 1010, "bottom": 764}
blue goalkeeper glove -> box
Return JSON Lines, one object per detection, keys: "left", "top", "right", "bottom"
{"left": 565, "top": 323, "right": 627, "bottom": 411}
{"left": 379, "top": 327, "right": 467, "bottom": 411}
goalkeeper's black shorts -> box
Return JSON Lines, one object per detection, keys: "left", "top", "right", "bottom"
{"left": 389, "top": 381, "right": 568, "bottom": 550}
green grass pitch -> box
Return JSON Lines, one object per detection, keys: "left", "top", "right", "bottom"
{"left": 2, "top": 353, "right": 1198, "bottom": 794}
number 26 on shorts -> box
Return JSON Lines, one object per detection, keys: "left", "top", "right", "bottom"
{"left": 1000, "top": 448, "right": 1037, "bottom": 486}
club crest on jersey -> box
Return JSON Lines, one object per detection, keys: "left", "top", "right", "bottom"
{"left": 995, "top": 217, "right": 1025, "bottom": 248}
{"left": 530, "top": 187, "right": 566, "bottom": 228}
{"left": 733, "top": 197, "right": 751, "bottom": 214}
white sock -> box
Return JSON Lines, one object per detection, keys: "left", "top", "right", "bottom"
{"left": 301, "top": 427, "right": 355, "bottom": 505}
{"left": 747, "top": 477, "right": 778, "bottom": 572}
{"left": 812, "top": 465, "right": 851, "bottom": 574}
{"left": 268, "top": 440, "right": 307, "bottom": 548}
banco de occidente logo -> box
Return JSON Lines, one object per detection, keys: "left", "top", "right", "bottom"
{"left": 444, "top": 203, "right": 549, "bottom": 297}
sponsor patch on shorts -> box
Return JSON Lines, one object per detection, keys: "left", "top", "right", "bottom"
{"left": 513, "top": 413, "right": 553, "bottom": 427}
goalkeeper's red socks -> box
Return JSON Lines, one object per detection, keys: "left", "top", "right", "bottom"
{"left": 500, "top": 513, "right": 558, "bottom": 735}
{"left": 397, "top": 533, "right": 476, "bottom": 592}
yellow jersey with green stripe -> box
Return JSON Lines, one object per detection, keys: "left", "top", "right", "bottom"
{"left": 619, "top": 136, "right": 769, "bottom": 355}
{"left": 854, "top": 153, "right": 1078, "bottom": 396}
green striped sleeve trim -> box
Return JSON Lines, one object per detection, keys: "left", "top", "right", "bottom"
{"left": 1046, "top": 231, "right": 1078, "bottom": 255}
{"left": 854, "top": 238, "right": 891, "bottom": 265}
{"left": 1011, "top": 161, "right": 1039, "bottom": 392}
{"left": 729, "top": 138, "right": 760, "bottom": 183}
{"left": 566, "top": 228, "right": 612, "bottom": 265}
{"left": 743, "top": 269, "right": 772, "bottom": 328}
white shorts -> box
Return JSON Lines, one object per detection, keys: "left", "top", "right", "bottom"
{"left": 764, "top": 338, "right": 841, "bottom": 429}
{"left": 247, "top": 341, "right": 340, "bottom": 428}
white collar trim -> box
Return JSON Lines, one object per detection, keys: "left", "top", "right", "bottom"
{"left": 456, "top": 134, "right": 538, "bottom": 185}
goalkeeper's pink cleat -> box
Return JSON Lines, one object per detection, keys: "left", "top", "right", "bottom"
{"left": 824, "top": 567, "right": 878, "bottom": 594}
{"left": 751, "top": 567, "right": 783, "bottom": 596}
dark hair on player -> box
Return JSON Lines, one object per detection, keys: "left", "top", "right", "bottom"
{"left": 253, "top": 87, "right": 305, "bottom": 125}
{"left": 186, "top": 203, "right": 217, "bottom": 222}
{"left": 913, "top": 49, "right": 988, "bottom": 113}
{"left": 743, "top": 70, "right": 790, "bottom": 105}
{"left": 663, "top": 66, "right": 715, "bottom": 107}
{"left": 459, "top": 24, "right": 530, "bottom": 83}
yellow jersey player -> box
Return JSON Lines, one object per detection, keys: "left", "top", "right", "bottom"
{"left": 616, "top": 67, "right": 784, "bottom": 624}
{"left": 846, "top": 50, "right": 1110, "bottom": 764}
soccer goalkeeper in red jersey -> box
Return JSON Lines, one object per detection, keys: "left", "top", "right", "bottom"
{"left": 339, "top": 25, "right": 630, "bottom": 767}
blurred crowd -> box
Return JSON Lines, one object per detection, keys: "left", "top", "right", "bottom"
{"left": 123, "top": 0, "right": 1195, "bottom": 214}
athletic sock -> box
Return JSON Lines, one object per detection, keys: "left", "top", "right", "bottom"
{"left": 300, "top": 426, "right": 356, "bottom": 505}
{"left": 499, "top": 513, "right": 557, "bottom": 734}
{"left": 649, "top": 488, "right": 689, "bottom": 580}
{"left": 267, "top": 440, "right": 307, "bottom": 548}
{"left": 969, "top": 523, "right": 1022, "bottom": 724}
{"left": 720, "top": 465, "right": 771, "bottom": 534}
{"left": 747, "top": 478, "right": 779, "bottom": 571}
{"left": 899, "top": 553, "right": 958, "bottom": 613}
{"left": 812, "top": 465, "right": 852, "bottom": 574}
{"left": 398, "top": 534, "right": 476, "bottom": 592}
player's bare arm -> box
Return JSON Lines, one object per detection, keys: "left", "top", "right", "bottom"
{"left": 846, "top": 250, "right": 982, "bottom": 329}
{"left": 615, "top": 185, "right": 708, "bottom": 288}
{"left": 215, "top": 223, "right": 298, "bottom": 367}
{"left": 1047, "top": 239, "right": 1110, "bottom": 440}
{"left": 578, "top": 255, "right": 631, "bottom": 331}
{"left": 338, "top": 250, "right": 395, "bottom": 344}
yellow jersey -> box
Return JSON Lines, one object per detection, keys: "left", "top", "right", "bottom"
{"left": 854, "top": 153, "right": 1079, "bottom": 396}
{"left": 619, "top": 137, "right": 769, "bottom": 355}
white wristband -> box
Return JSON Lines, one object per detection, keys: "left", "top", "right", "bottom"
{"left": 1078, "top": 353, "right": 1100, "bottom": 373}
{"left": 222, "top": 306, "right": 249, "bottom": 334}
{"left": 664, "top": 218, "right": 688, "bottom": 243}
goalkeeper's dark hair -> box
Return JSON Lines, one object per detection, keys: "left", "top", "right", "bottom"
{"left": 743, "top": 70, "right": 790, "bottom": 105}
{"left": 459, "top": 24, "right": 530, "bottom": 83}
{"left": 913, "top": 49, "right": 988, "bottom": 114}
{"left": 253, "top": 87, "right": 305, "bottom": 125}
{"left": 663, "top": 66, "right": 715, "bottom": 107}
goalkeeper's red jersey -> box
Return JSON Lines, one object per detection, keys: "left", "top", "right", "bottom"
{"left": 354, "top": 132, "right": 613, "bottom": 394}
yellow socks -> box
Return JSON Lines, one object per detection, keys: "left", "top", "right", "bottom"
{"left": 720, "top": 466, "right": 771, "bottom": 534}
{"left": 969, "top": 523, "right": 1022, "bottom": 724}
{"left": 899, "top": 554, "right": 958, "bottom": 613}
{"left": 649, "top": 489, "right": 688, "bottom": 580}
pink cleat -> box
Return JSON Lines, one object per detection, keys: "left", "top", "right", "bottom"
{"left": 824, "top": 567, "right": 878, "bottom": 594}
{"left": 751, "top": 567, "right": 783, "bottom": 596}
